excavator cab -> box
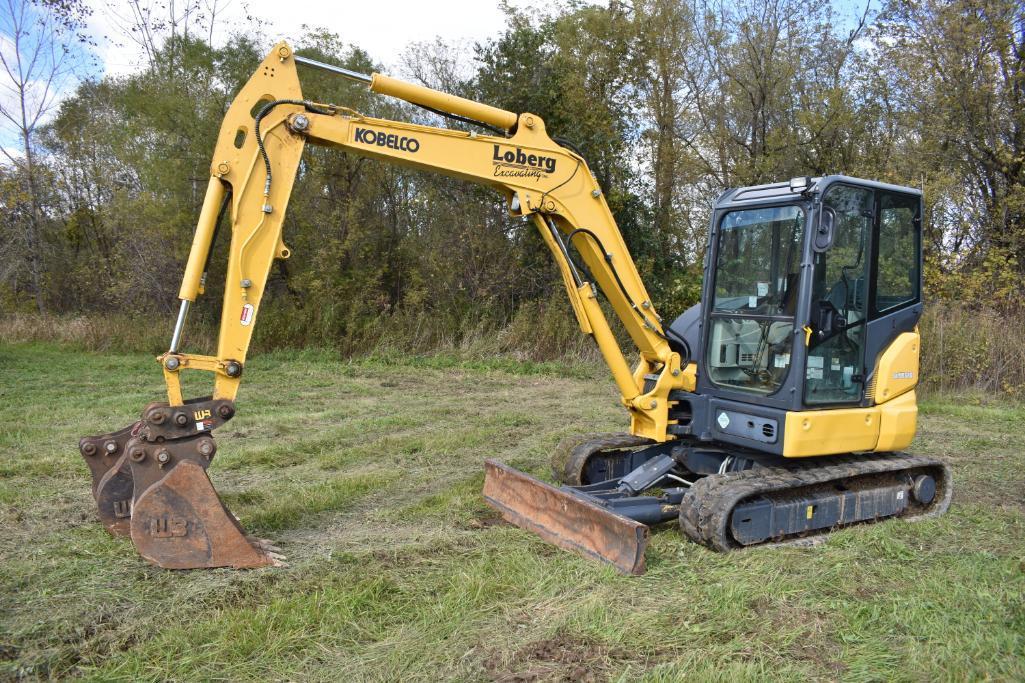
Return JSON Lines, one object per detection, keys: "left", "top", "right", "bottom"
{"left": 690, "top": 176, "right": 923, "bottom": 416}
{"left": 488, "top": 176, "right": 947, "bottom": 573}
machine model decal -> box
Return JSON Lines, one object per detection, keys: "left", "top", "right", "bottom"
{"left": 354, "top": 127, "right": 420, "bottom": 153}
{"left": 893, "top": 371, "right": 914, "bottom": 379}
{"left": 492, "top": 145, "right": 556, "bottom": 180}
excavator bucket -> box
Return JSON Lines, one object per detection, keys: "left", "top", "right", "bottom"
{"left": 482, "top": 459, "right": 649, "bottom": 575}
{"left": 123, "top": 431, "right": 283, "bottom": 570}
{"left": 80, "top": 401, "right": 283, "bottom": 569}
{"left": 130, "top": 458, "right": 278, "bottom": 569}
{"left": 80, "top": 420, "right": 143, "bottom": 536}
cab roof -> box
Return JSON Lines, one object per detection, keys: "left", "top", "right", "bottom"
{"left": 715, "top": 175, "right": 922, "bottom": 210}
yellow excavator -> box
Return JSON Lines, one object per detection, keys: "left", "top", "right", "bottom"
{"left": 79, "top": 44, "right": 950, "bottom": 573}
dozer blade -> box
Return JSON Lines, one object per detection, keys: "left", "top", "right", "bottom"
{"left": 482, "top": 459, "right": 649, "bottom": 575}
{"left": 127, "top": 435, "right": 282, "bottom": 569}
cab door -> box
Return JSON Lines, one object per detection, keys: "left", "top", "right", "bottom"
{"left": 803, "top": 184, "right": 922, "bottom": 406}
{"left": 804, "top": 184, "right": 873, "bottom": 405}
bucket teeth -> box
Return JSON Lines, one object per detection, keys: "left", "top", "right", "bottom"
{"left": 483, "top": 459, "right": 649, "bottom": 575}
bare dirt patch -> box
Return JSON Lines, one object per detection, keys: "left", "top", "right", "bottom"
{"left": 485, "top": 632, "right": 628, "bottom": 682}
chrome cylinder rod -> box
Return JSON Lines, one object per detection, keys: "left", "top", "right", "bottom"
{"left": 169, "top": 299, "right": 190, "bottom": 353}
{"left": 293, "top": 55, "right": 372, "bottom": 84}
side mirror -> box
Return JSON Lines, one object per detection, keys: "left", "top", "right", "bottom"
{"left": 813, "top": 206, "right": 835, "bottom": 252}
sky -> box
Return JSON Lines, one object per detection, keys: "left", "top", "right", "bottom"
{"left": 87, "top": 0, "right": 554, "bottom": 77}
{"left": 0, "top": 0, "right": 557, "bottom": 155}
{"left": 2, "top": 0, "right": 876, "bottom": 156}
{"left": 83, "top": 0, "right": 876, "bottom": 77}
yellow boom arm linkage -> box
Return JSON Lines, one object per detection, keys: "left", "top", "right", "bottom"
{"left": 162, "top": 42, "right": 696, "bottom": 442}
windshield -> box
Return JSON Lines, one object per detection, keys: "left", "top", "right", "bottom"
{"left": 707, "top": 205, "right": 804, "bottom": 396}
{"left": 714, "top": 206, "right": 804, "bottom": 315}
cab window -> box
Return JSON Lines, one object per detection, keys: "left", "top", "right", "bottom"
{"left": 707, "top": 205, "right": 804, "bottom": 396}
{"left": 875, "top": 193, "right": 920, "bottom": 313}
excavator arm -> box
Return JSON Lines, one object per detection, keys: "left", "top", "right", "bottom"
{"left": 166, "top": 43, "right": 693, "bottom": 434}
{"left": 78, "top": 42, "right": 695, "bottom": 570}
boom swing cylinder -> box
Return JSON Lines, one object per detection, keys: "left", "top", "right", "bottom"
{"left": 78, "top": 43, "right": 693, "bottom": 569}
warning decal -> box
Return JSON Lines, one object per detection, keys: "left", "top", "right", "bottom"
{"left": 240, "top": 303, "right": 254, "bottom": 327}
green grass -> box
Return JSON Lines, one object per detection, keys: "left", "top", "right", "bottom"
{"left": 1, "top": 342, "right": 1023, "bottom": 681}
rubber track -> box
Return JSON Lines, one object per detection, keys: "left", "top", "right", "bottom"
{"left": 550, "top": 433, "right": 652, "bottom": 485}
{"left": 678, "top": 452, "right": 953, "bottom": 551}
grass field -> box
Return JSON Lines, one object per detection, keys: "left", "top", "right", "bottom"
{"left": 1, "top": 342, "right": 1023, "bottom": 681}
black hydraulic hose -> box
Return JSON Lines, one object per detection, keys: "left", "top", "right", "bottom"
{"left": 565, "top": 226, "right": 691, "bottom": 364}
{"left": 552, "top": 136, "right": 584, "bottom": 157}
{"left": 538, "top": 155, "right": 582, "bottom": 212}
{"left": 544, "top": 216, "right": 583, "bottom": 288}
{"left": 412, "top": 102, "right": 506, "bottom": 136}
{"left": 254, "top": 99, "right": 336, "bottom": 197}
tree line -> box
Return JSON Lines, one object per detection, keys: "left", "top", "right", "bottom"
{"left": 1, "top": 0, "right": 1023, "bottom": 360}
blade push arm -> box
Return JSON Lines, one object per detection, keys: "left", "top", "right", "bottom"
{"left": 161, "top": 43, "right": 696, "bottom": 441}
